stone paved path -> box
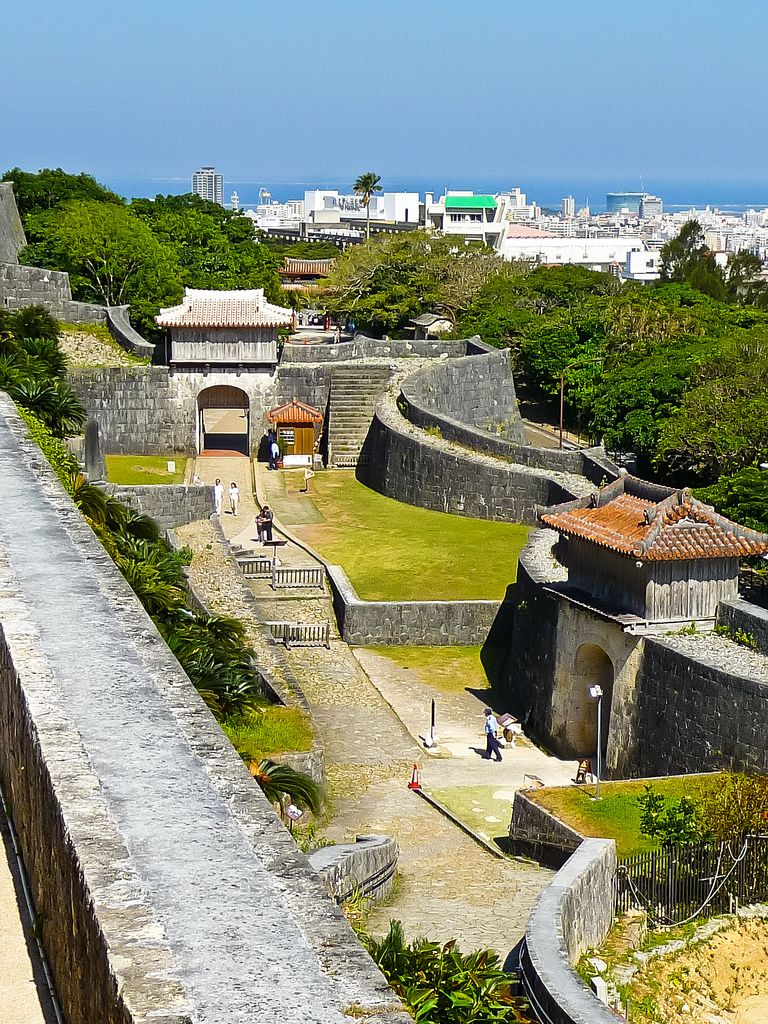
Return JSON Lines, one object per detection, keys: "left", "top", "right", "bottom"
{"left": 181, "top": 460, "right": 560, "bottom": 955}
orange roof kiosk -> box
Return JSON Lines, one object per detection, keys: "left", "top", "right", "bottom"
{"left": 266, "top": 399, "right": 324, "bottom": 463}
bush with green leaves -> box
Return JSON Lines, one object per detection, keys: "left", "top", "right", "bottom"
{"left": 362, "top": 921, "right": 535, "bottom": 1024}
{"left": 638, "top": 784, "right": 704, "bottom": 846}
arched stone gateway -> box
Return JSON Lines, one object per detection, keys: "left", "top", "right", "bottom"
{"left": 572, "top": 643, "right": 614, "bottom": 759}
{"left": 197, "top": 385, "right": 250, "bottom": 455}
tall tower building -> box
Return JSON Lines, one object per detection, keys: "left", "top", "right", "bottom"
{"left": 561, "top": 195, "right": 575, "bottom": 218}
{"left": 192, "top": 167, "right": 223, "bottom": 206}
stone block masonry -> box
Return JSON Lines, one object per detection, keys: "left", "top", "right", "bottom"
{"left": 0, "top": 393, "right": 409, "bottom": 1024}
{"left": 327, "top": 565, "right": 500, "bottom": 646}
{"left": 99, "top": 483, "right": 215, "bottom": 532}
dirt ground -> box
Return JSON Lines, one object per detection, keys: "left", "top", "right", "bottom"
{"left": 628, "top": 915, "right": 768, "bottom": 1023}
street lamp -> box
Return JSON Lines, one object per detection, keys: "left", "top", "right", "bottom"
{"left": 589, "top": 685, "right": 603, "bottom": 800}
{"left": 559, "top": 357, "right": 603, "bottom": 450}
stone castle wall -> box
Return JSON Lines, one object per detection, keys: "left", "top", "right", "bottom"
{"left": 281, "top": 334, "right": 467, "bottom": 362}
{"left": 99, "top": 482, "right": 215, "bottom": 532}
{"left": 0, "top": 181, "right": 26, "bottom": 263}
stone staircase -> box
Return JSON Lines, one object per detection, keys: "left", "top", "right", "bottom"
{"left": 326, "top": 365, "right": 392, "bottom": 468}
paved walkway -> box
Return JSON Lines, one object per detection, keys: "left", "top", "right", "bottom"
{"left": 179, "top": 460, "right": 575, "bottom": 954}
{"left": 0, "top": 815, "right": 54, "bottom": 1023}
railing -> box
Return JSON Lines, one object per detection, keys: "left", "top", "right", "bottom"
{"left": 271, "top": 567, "right": 325, "bottom": 590}
{"left": 617, "top": 834, "right": 768, "bottom": 925}
{"left": 266, "top": 621, "right": 331, "bottom": 649}
{"left": 236, "top": 557, "right": 272, "bottom": 576}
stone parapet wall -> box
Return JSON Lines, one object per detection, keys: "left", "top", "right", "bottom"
{"left": 281, "top": 334, "right": 468, "bottom": 363}
{"left": 327, "top": 564, "right": 500, "bottom": 646}
{"left": 509, "top": 791, "right": 583, "bottom": 868}
{"left": 106, "top": 306, "right": 156, "bottom": 358}
{"left": 400, "top": 348, "right": 527, "bottom": 442}
{"left": 718, "top": 597, "right": 768, "bottom": 656}
{"left": 521, "top": 839, "right": 618, "bottom": 1024}
{"left": 359, "top": 395, "right": 585, "bottom": 527}
{"left": 0, "top": 263, "right": 107, "bottom": 321}
{"left": 627, "top": 634, "right": 768, "bottom": 777}
{"left": 0, "top": 182, "right": 26, "bottom": 263}
{"left": 309, "top": 835, "right": 398, "bottom": 904}
{"left": 99, "top": 482, "right": 214, "bottom": 532}
{"left": 0, "top": 394, "right": 407, "bottom": 1023}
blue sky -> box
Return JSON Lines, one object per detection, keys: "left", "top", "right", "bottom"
{"left": 2, "top": 0, "right": 767, "bottom": 188}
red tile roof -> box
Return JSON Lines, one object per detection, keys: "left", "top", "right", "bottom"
{"left": 540, "top": 476, "right": 768, "bottom": 561}
{"left": 267, "top": 399, "right": 324, "bottom": 425}
{"left": 156, "top": 288, "right": 293, "bottom": 328}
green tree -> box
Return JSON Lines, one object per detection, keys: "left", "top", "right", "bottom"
{"left": 352, "top": 172, "right": 383, "bottom": 239}
{"left": 692, "top": 466, "right": 768, "bottom": 532}
{"left": 638, "top": 785, "right": 704, "bottom": 846}
{"left": 2, "top": 166, "right": 123, "bottom": 219}
{"left": 249, "top": 759, "right": 323, "bottom": 816}
{"left": 659, "top": 220, "right": 727, "bottom": 301}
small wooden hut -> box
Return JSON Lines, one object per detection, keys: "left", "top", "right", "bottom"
{"left": 266, "top": 399, "right": 323, "bottom": 462}
{"left": 540, "top": 475, "right": 768, "bottom": 625}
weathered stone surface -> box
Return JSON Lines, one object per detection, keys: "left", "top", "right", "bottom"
{"left": 521, "top": 839, "right": 618, "bottom": 1024}
{"left": 106, "top": 306, "right": 156, "bottom": 358}
{"left": 328, "top": 564, "right": 500, "bottom": 646}
{"left": 0, "top": 393, "right": 408, "bottom": 1024}
{"left": 281, "top": 334, "right": 468, "bottom": 362}
{"left": 508, "top": 791, "right": 582, "bottom": 868}
{"left": 719, "top": 597, "right": 768, "bottom": 656}
{"left": 0, "top": 182, "right": 26, "bottom": 263}
{"left": 309, "top": 835, "right": 398, "bottom": 903}
{"left": 98, "top": 482, "right": 215, "bottom": 532}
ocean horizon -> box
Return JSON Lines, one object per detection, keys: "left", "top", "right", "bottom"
{"left": 101, "top": 173, "right": 768, "bottom": 215}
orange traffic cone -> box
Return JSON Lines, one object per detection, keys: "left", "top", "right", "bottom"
{"left": 408, "top": 764, "right": 421, "bottom": 790}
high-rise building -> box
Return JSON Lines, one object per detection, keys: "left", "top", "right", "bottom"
{"left": 561, "top": 196, "right": 575, "bottom": 218}
{"left": 606, "top": 192, "right": 646, "bottom": 215}
{"left": 192, "top": 167, "right": 223, "bottom": 206}
{"left": 639, "top": 195, "right": 663, "bottom": 219}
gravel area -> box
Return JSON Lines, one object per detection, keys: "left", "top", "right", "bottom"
{"left": 60, "top": 329, "right": 143, "bottom": 368}
{"left": 656, "top": 630, "right": 768, "bottom": 681}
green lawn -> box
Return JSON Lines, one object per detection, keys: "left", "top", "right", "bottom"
{"left": 429, "top": 785, "right": 517, "bottom": 841}
{"left": 221, "top": 706, "right": 314, "bottom": 763}
{"left": 367, "top": 646, "right": 489, "bottom": 694}
{"left": 106, "top": 455, "right": 188, "bottom": 485}
{"left": 529, "top": 775, "right": 715, "bottom": 858}
{"left": 290, "top": 470, "right": 528, "bottom": 601}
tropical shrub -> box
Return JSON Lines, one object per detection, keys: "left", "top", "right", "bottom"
{"left": 362, "top": 920, "right": 535, "bottom": 1024}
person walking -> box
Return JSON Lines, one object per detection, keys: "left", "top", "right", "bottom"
{"left": 228, "top": 482, "right": 239, "bottom": 516}
{"left": 269, "top": 437, "right": 280, "bottom": 471}
{"left": 213, "top": 478, "right": 224, "bottom": 516}
{"left": 483, "top": 708, "right": 503, "bottom": 762}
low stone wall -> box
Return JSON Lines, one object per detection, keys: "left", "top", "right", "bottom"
{"left": 359, "top": 396, "right": 585, "bottom": 527}
{"left": 521, "top": 839, "right": 618, "bottom": 1024}
{"left": 328, "top": 564, "right": 500, "bottom": 646}
{"left": 0, "top": 393, "right": 407, "bottom": 1023}
{"left": 719, "top": 597, "right": 768, "bottom": 656}
{"left": 106, "top": 305, "right": 156, "bottom": 358}
{"left": 281, "top": 333, "right": 468, "bottom": 362}
{"left": 509, "top": 791, "right": 583, "bottom": 868}
{"left": 100, "top": 482, "right": 214, "bottom": 532}
{"left": 309, "top": 835, "right": 398, "bottom": 903}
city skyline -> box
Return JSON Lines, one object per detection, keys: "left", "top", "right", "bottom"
{"left": 2, "top": 0, "right": 767, "bottom": 186}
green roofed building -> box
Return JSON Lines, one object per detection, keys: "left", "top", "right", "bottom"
{"left": 425, "top": 190, "right": 518, "bottom": 248}
{"left": 444, "top": 195, "right": 497, "bottom": 209}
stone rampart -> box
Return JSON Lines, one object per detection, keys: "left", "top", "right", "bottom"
{"left": 281, "top": 333, "right": 467, "bottom": 362}
{"left": 521, "top": 839, "right": 618, "bottom": 1024}
{"left": 0, "top": 393, "right": 407, "bottom": 1024}
{"left": 327, "top": 565, "right": 500, "bottom": 646}
{"left": 359, "top": 394, "right": 587, "bottom": 527}
{"left": 0, "top": 263, "right": 107, "bottom": 321}
{"left": 99, "top": 483, "right": 214, "bottom": 532}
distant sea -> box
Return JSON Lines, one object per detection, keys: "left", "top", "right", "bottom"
{"left": 102, "top": 174, "right": 768, "bottom": 214}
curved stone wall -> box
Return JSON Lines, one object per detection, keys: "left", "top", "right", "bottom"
{"left": 281, "top": 333, "right": 468, "bottom": 362}
{"left": 521, "top": 838, "right": 618, "bottom": 1024}
{"left": 106, "top": 305, "right": 156, "bottom": 358}
{"left": 358, "top": 392, "right": 592, "bottom": 526}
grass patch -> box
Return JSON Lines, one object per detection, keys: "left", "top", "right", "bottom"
{"left": 428, "top": 785, "right": 518, "bottom": 843}
{"left": 290, "top": 470, "right": 528, "bottom": 601}
{"left": 366, "top": 645, "right": 489, "bottom": 694}
{"left": 221, "top": 706, "right": 314, "bottom": 762}
{"left": 529, "top": 775, "right": 715, "bottom": 859}
{"left": 106, "top": 454, "right": 188, "bottom": 485}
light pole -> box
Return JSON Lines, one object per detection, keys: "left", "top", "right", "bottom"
{"left": 589, "top": 685, "right": 603, "bottom": 800}
{"left": 559, "top": 357, "right": 603, "bottom": 449}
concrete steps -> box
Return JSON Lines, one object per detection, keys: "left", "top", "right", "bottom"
{"left": 327, "top": 366, "right": 391, "bottom": 467}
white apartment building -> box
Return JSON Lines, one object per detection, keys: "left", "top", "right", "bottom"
{"left": 303, "top": 190, "right": 420, "bottom": 226}
{"left": 424, "top": 191, "right": 538, "bottom": 247}
{"left": 192, "top": 167, "right": 223, "bottom": 206}
{"left": 499, "top": 228, "right": 649, "bottom": 272}
{"left": 244, "top": 200, "right": 305, "bottom": 230}
{"left": 562, "top": 196, "right": 575, "bottom": 218}
{"left": 624, "top": 249, "right": 661, "bottom": 282}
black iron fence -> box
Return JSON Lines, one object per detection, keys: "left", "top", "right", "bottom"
{"left": 617, "top": 835, "right": 768, "bottom": 925}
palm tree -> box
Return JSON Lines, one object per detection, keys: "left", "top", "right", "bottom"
{"left": 249, "top": 758, "right": 324, "bottom": 816}
{"left": 352, "top": 172, "right": 382, "bottom": 239}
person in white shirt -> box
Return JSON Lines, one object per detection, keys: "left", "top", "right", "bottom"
{"left": 483, "top": 708, "right": 503, "bottom": 762}
{"left": 228, "top": 482, "right": 239, "bottom": 516}
{"left": 213, "top": 478, "right": 224, "bottom": 516}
